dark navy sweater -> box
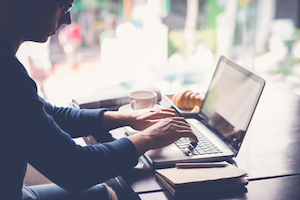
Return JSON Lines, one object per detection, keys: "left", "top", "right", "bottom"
{"left": 0, "top": 34, "right": 138, "bottom": 199}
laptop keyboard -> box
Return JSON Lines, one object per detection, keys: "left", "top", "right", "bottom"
{"left": 174, "top": 122, "right": 223, "bottom": 156}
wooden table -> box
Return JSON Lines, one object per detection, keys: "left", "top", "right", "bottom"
{"left": 108, "top": 83, "right": 300, "bottom": 199}
{"left": 85, "top": 83, "right": 300, "bottom": 199}
{"left": 138, "top": 174, "right": 300, "bottom": 200}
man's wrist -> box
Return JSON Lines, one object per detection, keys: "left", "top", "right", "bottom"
{"left": 101, "top": 111, "right": 132, "bottom": 130}
{"left": 127, "top": 133, "right": 151, "bottom": 156}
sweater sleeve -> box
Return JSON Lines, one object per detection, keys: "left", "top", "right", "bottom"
{"left": 32, "top": 105, "right": 138, "bottom": 193}
{"left": 1, "top": 56, "right": 139, "bottom": 193}
{"left": 43, "top": 100, "right": 114, "bottom": 142}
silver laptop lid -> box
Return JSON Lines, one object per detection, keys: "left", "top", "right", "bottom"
{"left": 199, "top": 56, "right": 265, "bottom": 156}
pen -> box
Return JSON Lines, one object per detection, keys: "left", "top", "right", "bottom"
{"left": 175, "top": 162, "right": 227, "bottom": 168}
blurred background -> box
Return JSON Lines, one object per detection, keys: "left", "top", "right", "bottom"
{"left": 16, "top": 0, "right": 300, "bottom": 106}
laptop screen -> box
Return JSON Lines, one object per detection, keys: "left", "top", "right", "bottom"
{"left": 199, "top": 56, "right": 265, "bottom": 155}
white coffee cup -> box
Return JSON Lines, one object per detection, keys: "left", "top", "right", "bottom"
{"left": 129, "top": 91, "right": 157, "bottom": 110}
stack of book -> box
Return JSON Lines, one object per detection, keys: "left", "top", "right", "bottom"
{"left": 155, "top": 162, "right": 248, "bottom": 197}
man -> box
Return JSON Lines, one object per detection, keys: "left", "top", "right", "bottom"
{"left": 0, "top": 0, "right": 198, "bottom": 200}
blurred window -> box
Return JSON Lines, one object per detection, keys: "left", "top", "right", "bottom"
{"left": 18, "top": 0, "right": 300, "bottom": 105}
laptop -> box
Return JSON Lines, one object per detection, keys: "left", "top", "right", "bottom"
{"left": 126, "top": 55, "right": 265, "bottom": 167}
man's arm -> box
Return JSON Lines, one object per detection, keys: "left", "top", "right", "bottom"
{"left": 43, "top": 100, "right": 110, "bottom": 139}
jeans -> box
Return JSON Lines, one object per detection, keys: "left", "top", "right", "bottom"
{"left": 21, "top": 183, "right": 109, "bottom": 200}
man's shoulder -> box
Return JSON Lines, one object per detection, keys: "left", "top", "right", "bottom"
{"left": 0, "top": 50, "right": 16, "bottom": 61}
{"left": 0, "top": 51, "right": 24, "bottom": 74}
{"left": 0, "top": 52, "right": 36, "bottom": 93}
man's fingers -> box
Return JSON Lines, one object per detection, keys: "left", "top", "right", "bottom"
{"left": 158, "top": 108, "right": 178, "bottom": 116}
{"left": 149, "top": 116, "right": 198, "bottom": 143}
{"left": 179, "top": 129, "right": 199, "bottom": 143}
{"left": 174, "top": 122, "right": 198, "bottom": 143}
{"left": 148, "top": 108, "right": 178, "bottom": 118}
{"left": 162, "top": 117, "right": 198, "bottom": 143}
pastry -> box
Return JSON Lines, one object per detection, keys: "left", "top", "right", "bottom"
{"left": 191, "top": 105, "right": 200, "bottom": 112}
{"left": 172, "top": 90, "right": 203, "bottom": 109}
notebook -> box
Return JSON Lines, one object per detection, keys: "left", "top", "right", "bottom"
{"left": 127, "top": 55, "right": 265, "bottom": 167}
{"left": 155, "top": 162, "right": 248, "bottom": 196}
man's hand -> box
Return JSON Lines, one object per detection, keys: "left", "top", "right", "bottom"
{"left": 101, "top": 107, "right": 198, "bottom": 156}
{"left": 125, "top": 107, "right": 179, "bottom": 131}
{"left": 101, "top": 107, "right": 178, "bottom": 131}
{"left": 128, "top": 117, "right": 198, "bottom": 156}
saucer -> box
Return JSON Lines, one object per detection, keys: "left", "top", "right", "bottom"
{"left": 118, "top": 104, "right": 162, "bottom": 111}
